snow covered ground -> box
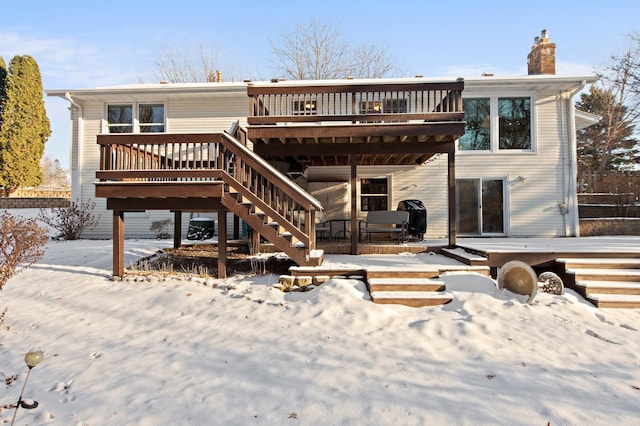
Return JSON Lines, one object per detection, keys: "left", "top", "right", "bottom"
{"left": 1, "top": 211, "right": 640, "bottom": 425}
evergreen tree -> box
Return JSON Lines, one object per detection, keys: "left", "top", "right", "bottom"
{"left": 0, "top": 57, "right": 7, "bottom": 127}
{"left": 576, "top": 86, "right": 637, "bottom": 178}
{"left": 0, "top": 55, "right": 51, "bottom": 195}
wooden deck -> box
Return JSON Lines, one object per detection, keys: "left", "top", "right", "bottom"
{"left": 452, "top": 236, "right": 640, "bottom": 269}
{"left": 290, "top": 236, "right": 640, "bottom": 308}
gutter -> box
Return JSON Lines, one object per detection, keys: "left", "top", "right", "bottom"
{"left": 64, "top": 92, "right": 83, "bottom": 203}
{"left": 565, "top": 80, "right": 587, "bottom": 236}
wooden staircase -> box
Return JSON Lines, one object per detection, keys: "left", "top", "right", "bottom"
{"left": 218, "top": 131, "right": 324, "bottom": 266}
{"left": 557, "top": 258, "right": 640, "bottom": 308}
{"left": 290, "top": 257, "right": 491, "bottom": 307}
{"left": 366, "top": 267, "right": 453, "bottom": 307}
{"left": 95, "top": 129, "right": 324, "bottom": 268}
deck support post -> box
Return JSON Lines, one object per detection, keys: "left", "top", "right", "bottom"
{"left": 217, "top": 210, "right": 227, "bottom": 279}
{"left": 350, "top": 155, "right": 358, "bottom": 255}
{"left": 448, "top": 151, "right": 457, "bottom": 247}
{"left": 233, "top": 215, "right": 240, "bottom": 240}
{"left": 173, "top": 211, "right": 182, "bottom": 249}
{"left": 113, "top": 210, "right": 124, "bottom": 277}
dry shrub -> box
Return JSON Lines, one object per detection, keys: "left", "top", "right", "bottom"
{"left": 38, "top": 198, "right": 99, "bottom": 240}
{"left": 0, "top": 211, "right": 49, "bottom": 290}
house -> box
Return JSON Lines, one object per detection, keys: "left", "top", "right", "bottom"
{"left": 47, "top": 31, "right": 599, "bottom": 278}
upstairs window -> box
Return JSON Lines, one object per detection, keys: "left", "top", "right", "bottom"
{"left": 459, "top": 96, "right": 532, "bottom": 152}
{"left": 459, "top": 98, "right": 490, "bottom": 150}
{"left": 498, "top": 97, "right": 531, "bottom": 149}
{"left": 292, "top": 99, "right": 317, "bottom": 115}
{"left": 360, "top": 100, "right": 383, "bottom": 114}
{"left": 107, "top": 103, "right": 165, "bottom": 133}
{"left": 107, "top": 105, "right": 133, "bottom": 133}
{"left": 359, "top": 98, "right": 408, "bottom": 114}
{"left": 139, "top": 104, "right": 165, "bottom": 133}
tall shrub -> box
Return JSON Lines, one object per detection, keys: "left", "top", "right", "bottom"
{"left": 0, "top": 55, "right": 51, "bottom": 195}
{"left": 0, "top": 212, "right": 48, "bottom": 290}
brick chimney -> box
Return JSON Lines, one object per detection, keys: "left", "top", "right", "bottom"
{"left": 527, "top": 29, "right": 556, "bottom": 75}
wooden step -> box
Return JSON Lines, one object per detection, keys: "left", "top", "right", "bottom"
{"left": 366, "top": 267, "right": 440, "bottom": 279}
{"left": 308, "top": 249, "right": 324, "bottom": 267}
{"left": 586, "top": 294, "right": 640, "bottom": 309}
{"left": 567, "top": 268, "right": 640, "bottom": 282}
{"left": 370, "top": 291, "right": 453, "bottom": 307}
{"left": 368, "top": 278, "right": 445, "bottom": 292}
{"left": 289, "top": 266, "right": 365, "bottom": 278}
{"left": 558, "top": 258, "right": 640, "bottom": 270}
{"left": 441, "top": 247, "right": 488, "bottom": 266}
{"left": 575, "top": 280, "right": 640, "bottom": 295}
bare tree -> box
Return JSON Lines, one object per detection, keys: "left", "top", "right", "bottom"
{"left": 39, "top": 156, "right": 70, "bottom": 189}
{"left": 270, "top": 20, "right": 399, "bottom": 80}
{"left": 582, "top": 32, "right": 640, "bottom": 174}
{"left": 154, "top": 43, "right": 223, "bottom": 83}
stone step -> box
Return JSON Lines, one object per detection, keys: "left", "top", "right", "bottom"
{"left": 368, "top": 278, "right": 445, "bottom": 292}
{"left": 370, "top": 291, "right": 453, "bottom": 307}
{"left": 586, "top": 294, "right": 640, "bottom": 309}
{"left": 575, "top": 280, "right": 640, "bottom": 295}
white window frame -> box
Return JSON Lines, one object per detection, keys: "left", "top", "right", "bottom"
{"left": 458, "top": 93, "right": 536, "bottom": 154}
{"left": 359, "top": 175, "right": 392, "bottom": 212}
{"left": 104, "top": 102, "right": 166, "bottom": 134}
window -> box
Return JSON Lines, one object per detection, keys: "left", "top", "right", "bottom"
{"left": 360, "top": 100, "right": 383, "bottom": 114}
{"left": 107, "top": 105, "right": 133, "bottom": 133}
{"left": 359, "top": 98, "right": 408, "bottom": 114}
{"left": 383, "top": 98, "right": 408, "bottom": 113}
{"left": 459, "top": 98, "right": 490, "bottom": 150}
{"left": 107, "top": 103, "right": 165, "bottom": 133}
{"left": 361, "top": 178, "right": 388, "bottom": 211}
{"left": 139, "top": 104, "right": 165, "bottom": 133}
{"left": 499, "top": 97, "right": 531, "bottom": 149}
{"left": 459, "top": 96, "right": 532, "bottom": 152}
{"left": 292, "top": 99, "right": 317, "bottom": 115}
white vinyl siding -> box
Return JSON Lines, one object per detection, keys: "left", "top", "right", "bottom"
{"left": 66, "top": 79, "right": 583, "bottom": 239}
{"left": 76, "top": 88, "right": 247, "bottom": 238}
{"left": 456, "top": 91, "right": 568, "bottom": 237}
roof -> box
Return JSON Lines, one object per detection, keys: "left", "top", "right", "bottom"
{"left": 575, "top": 109, "right": 602, "bottom": 130}
{"left": 47, "top": 74, "right": 599, "bottom": 100}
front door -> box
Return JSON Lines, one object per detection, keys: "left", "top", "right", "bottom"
{"left": 456, "top": 178, "right": 506, "bottom": 235}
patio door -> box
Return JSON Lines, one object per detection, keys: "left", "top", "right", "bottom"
{"left": 456, "top": 178, "right": 506, "bottom": 235}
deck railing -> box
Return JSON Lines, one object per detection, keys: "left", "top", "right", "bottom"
{"left": 97, "top": 132, "right": 323, "bottom": 245}
{"left": 247, "top": 78, "right": 464, "bottom": 125}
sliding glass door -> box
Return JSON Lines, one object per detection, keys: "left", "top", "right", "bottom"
{"left": 456, "top": 178, "right": 505, "bottom": 235}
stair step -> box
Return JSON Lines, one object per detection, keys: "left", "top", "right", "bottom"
{"left": 370, "top": 291, "right": 453, "bottom": 307}
{"left": 586, "top": 293, "right": 640, "bottom": 309}
{"left": 366, "top": 267, "right": 440, "bottom": 279}
{"left": 558, "top": 258, "right": 640, "bottom": 270}
{"left": 575, "top": 280, "right": 640, "bottom": 295}
{"left": 441, "top": 247, "right": 488, "bottom": 266}
{"left": 308, "top": 249, "right": 324, "bottom": 266}
{"left": 567, "top": 268, "right": 640, "bottom": 281}
{"left": 368, "top": 278, "right": 445, "bottom": 292}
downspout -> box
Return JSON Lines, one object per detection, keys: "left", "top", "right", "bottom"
{"left": 64, "top": 92, "right": 83, "bottom": 203}
{"left": 565, "top": 80, "right": 586, "bottom": 236}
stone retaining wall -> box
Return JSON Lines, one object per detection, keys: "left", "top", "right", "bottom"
{"left": 580, "top": 218, "right": 640, "bottom": 236}
{"left": 0, "top": 197, "right": 70, "bottom": 209}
